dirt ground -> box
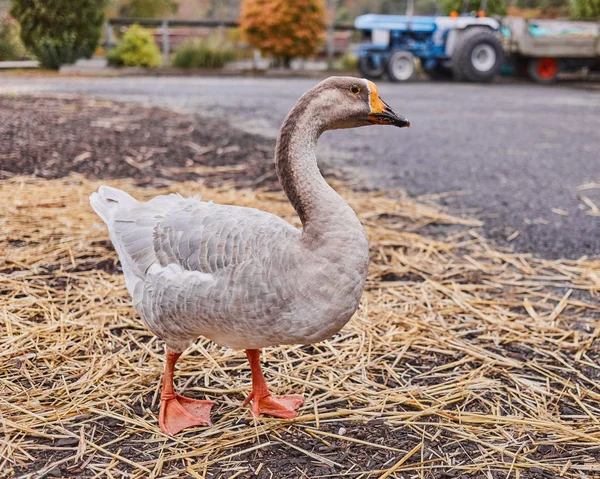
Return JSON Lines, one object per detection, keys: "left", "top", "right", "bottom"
{"left": 1, "top": 96, "right": 599, "bottom": 479}
{"left": 0, "top": 95, "right": 346, "bottom": 190}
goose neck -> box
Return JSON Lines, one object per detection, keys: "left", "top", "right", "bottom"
{"left": 275, "top": 99, "right": 354, "bottom": 232}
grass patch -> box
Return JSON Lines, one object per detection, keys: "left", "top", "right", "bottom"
{"left": 172, "top": 36, "right": 237, "bottom": 69}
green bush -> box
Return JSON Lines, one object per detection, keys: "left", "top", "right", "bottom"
{"left": 0, "top": 16, "right": 27, "bottom": 61}
{"left": 106, "top": 25, "right": 161, "bottom": 68}
{"left": 172, "top": 37, "right": 237, "bottom": 69}
{"left": 10, "top": 0, "right": 107, "bottom": 69}
{"left": 570, "top": 0, "right": 600, "bottom": 19}
{"left": 439, "top": 0, "right": 506, "bottom": 15}
{"left": 339, "top": 52, "right": 358, "bottom": 71}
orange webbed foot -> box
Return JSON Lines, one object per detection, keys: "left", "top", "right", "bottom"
{"left": 159, "top": 393, "right": 213, "bottom": 435}
{"left": 243, "top": 349, "right": 304, "bottom": 419}
{"left": 244, "top": 391, "right": 304, "bottom": 418}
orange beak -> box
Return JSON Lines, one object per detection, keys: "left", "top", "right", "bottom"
{"left": 367, "top": 80, "right": 410, "bottom": 128}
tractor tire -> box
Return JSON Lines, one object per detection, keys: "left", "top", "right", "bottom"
{"left": 452, "top": 28, "right": 504, "bottom": 82}
{"left": 358, "top": 56, "right": 385, "bottom": 80}
{"left": 386, "top": 51, "right": 416, "bottom": 82}
{"left": 527, "top": 57, "right": 559, "bottom": 84}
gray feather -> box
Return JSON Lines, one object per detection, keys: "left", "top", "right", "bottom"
{"left": 90, "top": 77, "right": 373, "bottom": 352}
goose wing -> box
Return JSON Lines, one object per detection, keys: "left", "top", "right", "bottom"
{"left": 107, "top": 191, "right": 300, "bottom": 288}
{"left": 92, "top": 188, "right": 303, "bottom": 347}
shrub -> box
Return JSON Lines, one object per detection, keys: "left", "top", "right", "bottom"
{"left": 439, "top": 0, "right": 506, "bottom": 15}
{"left": 10, "top": 0, "right": 107, "bottom": 69}
{"left": 570, "top": 0, "right": 600, "bottom": 19}
{"left": 172, "top": 37, "right": 237, "bottom": 69}
{"left": 339, "top": 52, "right": 358, "bottom": 71}
{"left": 106, "top": 25, "right": 161, "bottom": 68}
{"left": 118, "top": 0, "right": 178, "bottom": 18}
{"left": 0, "top": 16, "right": 27, "bottom": 61}
{"left": 240, "top": 0, "right": 326, "bottom": 67}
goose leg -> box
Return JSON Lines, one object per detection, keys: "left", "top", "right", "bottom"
{"left": 243, "top": 349, "right": 304, "bottom": 418}
{"left": 158, "top": 348, "right": 213, "bottom": 435}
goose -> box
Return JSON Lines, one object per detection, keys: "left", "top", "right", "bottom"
{"left": 90, "top": 77, "right": 409, "bottom": 435}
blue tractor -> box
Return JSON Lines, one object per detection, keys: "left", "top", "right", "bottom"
{"left": 355, "top": 14, "right": 505, "bottom": 82}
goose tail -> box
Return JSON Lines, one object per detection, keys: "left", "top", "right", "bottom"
{"left": 90, "top": 185, "right": 137, "bottom": 224}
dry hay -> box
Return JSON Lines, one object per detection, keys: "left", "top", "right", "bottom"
{"left": 1, "top": 174, "right": 599, "bottom": 479}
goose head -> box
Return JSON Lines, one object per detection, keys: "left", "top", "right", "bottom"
{"left": 307, "top": 76, "right": 410, "bottom": 131}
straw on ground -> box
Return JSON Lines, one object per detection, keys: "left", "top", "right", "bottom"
{"left": 1, "top": 174, "right": 599, "bottom": 478}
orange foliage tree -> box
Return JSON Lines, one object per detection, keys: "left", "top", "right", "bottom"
{"left": 240, "top": 0, "right": 326, "bottom": 67}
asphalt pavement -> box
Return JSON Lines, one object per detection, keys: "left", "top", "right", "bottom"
{"left": 0, "top": 76, "right": 598, "bottom": 258}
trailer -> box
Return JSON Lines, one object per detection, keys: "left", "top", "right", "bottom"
{"left": 501, "top": 17, "right": 600, "bottom": 84}
{"left": 355, "top": 14, "right": 505, "bottom": 82}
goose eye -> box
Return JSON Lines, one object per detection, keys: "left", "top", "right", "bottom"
{"left": 350, "top": 85, "right": 360, "bottom": 94}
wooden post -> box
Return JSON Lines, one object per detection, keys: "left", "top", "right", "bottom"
{"left": 161, "top": 19, "right": 170, "bottom": 66}
{"left": 326, "top": 0, "right": 340, "bottom": 69}
{"left": 461, "top": 0, "right": 470, "bottom": 14}
{"left": 406, "top": 0, "right": 414, "bottom": 19}
{"left": 104, "top": 21, "right": 114, "bottom": 49}
{"left": 253, "top": 49, "right": 261, "bottom": 70}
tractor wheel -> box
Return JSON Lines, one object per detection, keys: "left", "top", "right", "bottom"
{"left": 358, "top": 56, "right": 385, "bottom": 79}
{"left": 386, "top": 51, "right": 416, "bottom": 82}
{"left": 452, "top": 28, "right": 504, "bottom": 82}
{"left": 527, "top": 57, "right": 559, "bottom": 84}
